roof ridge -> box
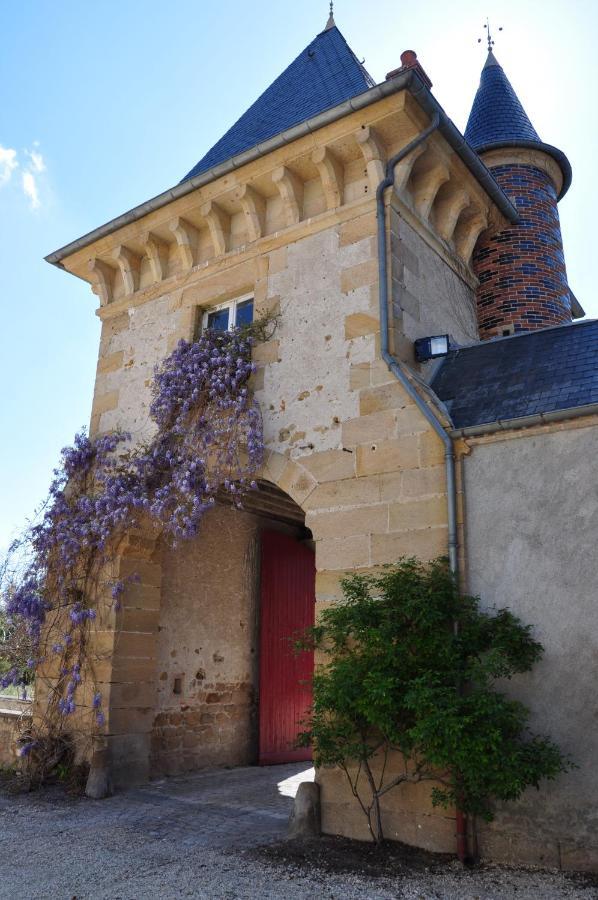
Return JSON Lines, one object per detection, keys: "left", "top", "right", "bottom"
{"left": 450, "top": 319, "right": 595, "bottom": 355}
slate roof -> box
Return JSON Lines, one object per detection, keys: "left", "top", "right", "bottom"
{"left": 431, "top": 321, "right": 598, "bottom": 430}
{"left": 464, "top": 50, "right": 572, "bottom": 198}
{"left": 464, "top": 51, "right": 541, "bottom": 150}
{"left": 182, "top": 26, "right": 375, "bottom": 182}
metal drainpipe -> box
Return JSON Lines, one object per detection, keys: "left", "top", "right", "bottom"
{"left": 375, "top": 111, "right": 468, "bottom": 864}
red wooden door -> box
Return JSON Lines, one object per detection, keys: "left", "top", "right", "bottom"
{"left": 259, "top": 530, "right": 315, "bottom": 765}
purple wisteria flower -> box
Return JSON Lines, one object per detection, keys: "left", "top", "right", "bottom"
{"left": 1, "top": 325, "right": 264, "bottom": 734}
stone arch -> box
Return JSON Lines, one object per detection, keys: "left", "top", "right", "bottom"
{"left": 88, "top": 452, "right": 319, "bottom": 789}
{"left": 258, "top": 449, "right": 318, "bottom": 512}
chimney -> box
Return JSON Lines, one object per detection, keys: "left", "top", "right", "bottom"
{"left": 386, "top": 50, "right": 433, "bottom": 90}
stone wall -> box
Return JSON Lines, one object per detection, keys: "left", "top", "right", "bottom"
{"left": 0, "top": 699, "right": 31, "bottom": 767}
{"left": 53, "top": 95, "right": 490, "bottom": 835}
{"left": 80, "top": 207, "right": 464, "bottom": 805}
{"left": 390, "top": 203, "right": 479, "bottom": 362}
{"left": 152, "top": 505, "right": 261, "bottom": 776}
{"left": 462, "top": 420, "right": 598, "bottom": 871}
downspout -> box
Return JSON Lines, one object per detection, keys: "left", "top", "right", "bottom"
{"left": 375, "top": 111, "right": 468, "bottom": 864}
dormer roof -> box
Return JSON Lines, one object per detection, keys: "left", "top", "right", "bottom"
{"left": 182, "top": 26, "right": 375, "bottom": 182}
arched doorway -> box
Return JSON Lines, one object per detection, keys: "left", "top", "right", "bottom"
{"left": 150, "top": 478, "right": 315, "bottom": 777}
{"left": 227, "top": 479, "right": 315, "bottom": 766}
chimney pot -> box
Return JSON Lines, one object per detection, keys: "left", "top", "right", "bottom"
{"left": 400, "top": 50, "right": 418, "bottom": 67}
{"left": 386, "top": 49, "right": 433, "bottom": 89}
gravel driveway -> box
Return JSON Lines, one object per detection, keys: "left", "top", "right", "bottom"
{"left": 0, "top": 763, "right": 595, "bottom": 899}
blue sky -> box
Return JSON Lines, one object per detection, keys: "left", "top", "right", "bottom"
{"left": 1, "top": 0, "right": 596, "bottom": 551}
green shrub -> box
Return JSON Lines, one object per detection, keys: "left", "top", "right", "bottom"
{"left": 297, "top": 557, "right": 571, "bottom": 845}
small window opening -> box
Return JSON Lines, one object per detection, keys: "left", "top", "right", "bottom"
{"left": 173, "top": 676, "right": 183, "bottom": 695}
{"left": 202, "top": 294, "right": 254, "bottom": 334}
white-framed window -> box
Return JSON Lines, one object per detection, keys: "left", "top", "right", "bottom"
{"left": 202, "top": 294, "right": 254, "bottom": 333}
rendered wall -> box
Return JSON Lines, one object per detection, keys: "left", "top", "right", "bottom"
{"left": 463, "top": 422, "right": 598, "bottom": 871}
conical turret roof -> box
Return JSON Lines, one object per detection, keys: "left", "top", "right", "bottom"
{"left": 465, "top": 51, "right": 541, "bottom": 149}
{"left": 465, "top": 51, "right": 571, "bottom": 198}
{"left": 182, "top": 26, "right": 375, "bottom": 182}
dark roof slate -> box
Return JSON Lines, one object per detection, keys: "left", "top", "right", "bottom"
{"left": 431, "top": 321, "right": 598, "bottom": 430}
{"left": 464, "top": 51, "right": 541, "bottom": 150}
{"left": 182, "top": 26, "right": 375, "bottom": 182}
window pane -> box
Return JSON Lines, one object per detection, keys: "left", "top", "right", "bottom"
{"left": 207, "top": 308, "right": 230, "bottom": 332}
{"left": 235, "top": 299, "right": 253, "bottom": 327}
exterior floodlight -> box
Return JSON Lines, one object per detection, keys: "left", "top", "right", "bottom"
{"left": 414, "top": 334, "right": 450, "bottom": 363}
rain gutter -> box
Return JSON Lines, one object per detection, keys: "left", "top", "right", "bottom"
{"left": 450, "top": 402, "right": 598, "bottom": 439}
{"left": 45, "top": 71, "right": 517, "bottom": 268}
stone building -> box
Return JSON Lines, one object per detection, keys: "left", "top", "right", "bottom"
{"left": 42, "top": 12, "right": 598, "bottom": 871}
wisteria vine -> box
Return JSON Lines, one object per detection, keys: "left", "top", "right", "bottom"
{"left": 0, "top": 322, "right": 266, "bottom": 778}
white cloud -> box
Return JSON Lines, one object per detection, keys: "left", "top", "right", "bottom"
{"left": 0, "top": 145, "right": 18, "bottom": 186}
{"left": 0, "top": 142, "right": 47, "bottom": 209}
{"left": 22, "top": 171, "right": 40, "bottom": 209}
{"left": 26, "top": 149, "right": 45, "bottom": 173}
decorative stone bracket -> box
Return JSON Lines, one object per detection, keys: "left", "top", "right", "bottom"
{"left": 312, "top": 147, "right": 344, "bottom": 210}
{"left": 356, "top": 125, "right": 386, "bottom": 192}
{"left": 201, "top": 201, "right": 230, "bottom": 257}
{"left": 113, "top": 245, "right": 142, "bottom": 296}
{"left": 143, "top": 232, "right": 169, "bottom": 282}
{"left": 88, "top": 257, "right": 116, "bottom": 306}
{"left": 169, "top": 217, "right": 199, "bottom": 270}
{"left": 84, "top": 120, "right": 503, "bottom": 303}
{"left": 235, "top": 184, "right": 266, "bottom": 242}
{"left": 272, "top": 166, "right": 304, "bottom": 226}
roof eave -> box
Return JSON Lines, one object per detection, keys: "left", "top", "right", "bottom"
{"left": 450, "top": 401, "right": 598, "bottom": 438}
{"left": 45, "top": 71, "right": 518, "bottom": 268}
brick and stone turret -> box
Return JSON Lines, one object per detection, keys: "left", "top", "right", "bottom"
{"left": 465, "top": 51, "right": 574, "bottom": 339}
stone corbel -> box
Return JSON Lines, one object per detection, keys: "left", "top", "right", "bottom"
{"left": 272, "top": 166, "right": 304, "bottom": 226}
{"left": 433, "top": 188, "right": 471, "bottom": 242}
{"left": 169, "top": 217, "right": 199, "bottom": 270}
{"left": 411, "top": 161, "right": 450, "bottom": 222}
{"left": 454, "top": 207, "right": 488, "bottom": 264}
{"left": 200, "top": 200, "right": 230, "bottom": 257}
{"left": 312, "top": 147, "right": 344, "bottom": 210}
{"left": 112, "top": 245, "right": 142, "bottom": 296}
{"left": 235, "top": 184, "right": 266, "bottom": 243}
{"left": 356, "top": 125, "right": 386, "bottom": 192}
{"left": 88, "top": 257, "right": 115, "bottom": 306}
{"left": 142, "top": 231, "right": 169, "bottom": 283}
{"left": 393, "top": 143, "right": 427, "bottom": 194}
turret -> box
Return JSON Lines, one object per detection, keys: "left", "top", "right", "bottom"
{"left": 466, "top": 51, "right": 575, "bottom": 339}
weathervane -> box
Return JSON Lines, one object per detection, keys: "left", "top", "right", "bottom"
{"left": 478, "top": 18, "right": 503, "bottom": 52}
